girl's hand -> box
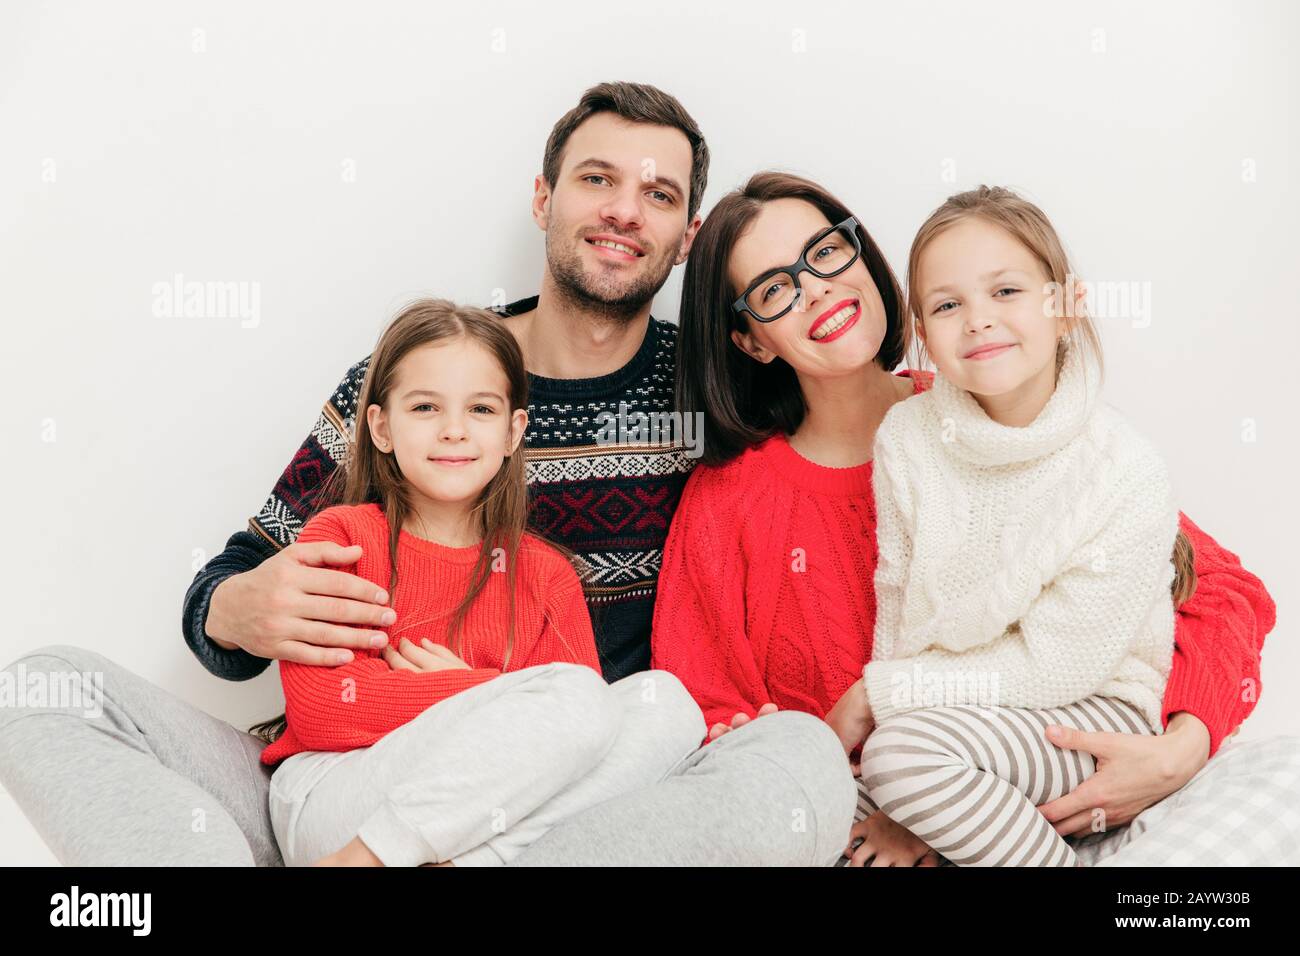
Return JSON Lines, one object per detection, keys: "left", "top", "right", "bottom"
{"left": 314, "top": 835, "right": 384, "bottom": 867}
{"left": 825, "top": 677, "right": 874, "bottom": 765}
{"left": 383, "top": 637, "right": 472, "bottom": 673}
{"left": 707, "top": 702, "right": 779, "bottom": 742}
{"left": 1035, "top": 712, "right": 1212, "bottom": 836}
{"left": 842, "top": 811, "right": 942, "bottom": 867}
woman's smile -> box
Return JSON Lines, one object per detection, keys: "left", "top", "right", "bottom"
{"left": 809, "top": 299, "right": 860, "bottom": 343}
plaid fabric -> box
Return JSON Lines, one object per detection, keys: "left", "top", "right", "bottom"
{"left": 1073, "top": 734, "right": 1300, "bottom": 866}
{"left": 836, "top": 734, "right": 1300, "bottom": 866}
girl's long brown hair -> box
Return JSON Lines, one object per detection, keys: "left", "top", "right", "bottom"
{"left": 906, "top": 186, "right": 1196, "bottom": 607}
{"left": 249, "top": 298, "right": 575, "bottom": 744}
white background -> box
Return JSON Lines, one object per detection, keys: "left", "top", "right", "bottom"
{"left": 3, "top": 0, "right": 1296, "bottom": 864}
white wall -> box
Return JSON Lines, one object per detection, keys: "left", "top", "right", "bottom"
{"left": 3, "top": 0, "right": 1296, "bottom": 865}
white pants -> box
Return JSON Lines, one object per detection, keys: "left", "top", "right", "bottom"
{"left": 269, "top": 663, "right": 706, "bottom": 866}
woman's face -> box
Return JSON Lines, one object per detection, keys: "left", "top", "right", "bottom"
{"left": 726, "top": 198, "right": 888, "bottom": 378}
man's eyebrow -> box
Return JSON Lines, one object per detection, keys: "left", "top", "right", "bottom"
{"left": 924, "top": 268, "right": 1030, "bottom": 296}
{"left": 573, "top": 157, "right": 684, "bottom": 199}
{"left": 401, "top": 389, "right": 506, "bottom": 402}
{"left": 573, "top": 157, "right": 618, "bottom": 174}
{"left": 650, "top": 175, "right": 684, "bottom": 199}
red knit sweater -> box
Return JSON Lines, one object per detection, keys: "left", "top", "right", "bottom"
{"left": 651, "top": 370, "right": 1276, "bottom": 757}
{"left": 260, "top": 503, "right": 599, "bottom": 766}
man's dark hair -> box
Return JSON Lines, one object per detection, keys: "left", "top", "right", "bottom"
{"left": 542, "top": 81, "right": 710, "bottom": 221}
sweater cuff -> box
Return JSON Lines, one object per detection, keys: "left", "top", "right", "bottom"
{"left": 1161, "top": 659, "right": 1238, "bottom": 758}
{"left": 864, "top": 660, "right": 921, "bottom": 724}
{"left": 183, "top": 574, "right": 271, "bottom": 682}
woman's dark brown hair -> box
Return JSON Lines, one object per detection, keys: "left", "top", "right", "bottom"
{"left": 677, "top": 171, "right": 908, "bottom": 466}
{"left": 249, "top": 299, "right": 576, "bottom": 744}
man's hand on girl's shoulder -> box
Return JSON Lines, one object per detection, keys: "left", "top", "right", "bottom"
{"left": 206, "top": 539, "right": 395, "bottom": 666}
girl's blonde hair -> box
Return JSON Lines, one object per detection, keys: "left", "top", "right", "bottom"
{"left": 905, "top": 186, "right": 1196, "bottom": 607}
{"left": 250, "top": 298, "right": 581, "bottom": 744}
{"left": 905, "top": 185, "right": 1104, "bottom": 384}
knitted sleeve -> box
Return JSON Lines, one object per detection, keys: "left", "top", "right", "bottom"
{"left": 181, "top": 528, "right": 278, "bottom": 681}
{"left": 249, "top": 358, "right": 370, "bottom": 550}
{"left": 272, "top": 507, "right": 502, "bottom": 757}
{"left": 869, "top": 405, "right": 918, "bottom": 665}
{"left": 1161, "top": 512, "right": 1277, "bottom": 756}
{"left": 518, "top": 552, "right": 602, "bottom": 675}
{"left": 865, "top": 455, "right": 1180, "bottom": 725}
{"left": 181, "top": 358, "right": 370, "bottom": 681}
{"left": 651, "top": 467, "right": 771, "bottom": 740}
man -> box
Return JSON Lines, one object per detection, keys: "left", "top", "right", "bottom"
{"left": 0, "top": 82, "right": 856, "bottom": 867}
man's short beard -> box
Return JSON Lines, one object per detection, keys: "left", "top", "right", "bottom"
{"left": 546, "top": 231, "right": 675, "bottom": 325}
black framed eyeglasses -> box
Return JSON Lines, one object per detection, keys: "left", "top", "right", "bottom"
{"left": 732, "top": 216, "right": 863, "bottom": 323}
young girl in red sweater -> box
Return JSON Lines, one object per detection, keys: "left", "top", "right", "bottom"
{"left": 251, "top": 298, "right": 704, "bottom": 866}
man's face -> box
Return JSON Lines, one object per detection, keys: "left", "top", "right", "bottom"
{"left": 534, "top": 112, "right": 699, "bottom": 320}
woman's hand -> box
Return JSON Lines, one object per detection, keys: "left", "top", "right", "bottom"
{"left": 842, "top": 811, "right": 942, "bottom": 867}
{"left": 1036, "top": 712, "right": 1212, "bottom": 836}
{"left": 708, "top": 703, "right": 779, "bottom": 741}
{"left": 825, "top": 677, "right": 874, "bottom": 768}
{"left": 383, "top": 637, "right": 472, "bottom": 673}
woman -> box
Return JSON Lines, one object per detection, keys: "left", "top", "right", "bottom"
{"left": 651, "top": 171, "right": 1295, "bottom": 867}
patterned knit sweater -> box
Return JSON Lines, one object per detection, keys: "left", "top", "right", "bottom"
{"left": 652, "top": 368, "right": 1275, "bottom": 757}
{"left": 259, "top": 503, "right": 600, "bottom": 766}
{"left": 865, "top": 342, "right": 1179, "bottom": 731}
{"left": 183, "top": 295, "right": 695, "bottom": 685}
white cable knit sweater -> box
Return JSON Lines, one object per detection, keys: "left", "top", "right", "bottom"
{"left": 864, "top": 342, "right": 1179, "bottom": 732}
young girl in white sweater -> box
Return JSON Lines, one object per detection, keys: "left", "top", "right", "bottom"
{"left": 853, "top": 186, "right": 1194, "bottom": 867}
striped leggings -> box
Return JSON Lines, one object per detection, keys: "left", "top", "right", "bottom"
{"left": 857, "top": 696, "right": 1153, "bottom": 867}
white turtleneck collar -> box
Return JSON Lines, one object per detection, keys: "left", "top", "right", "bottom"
{"left": 929, "top": 339, "right": 1102, "bottom": 468}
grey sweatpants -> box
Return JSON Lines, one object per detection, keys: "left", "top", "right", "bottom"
{"left": 5, "top": 645, "right": 1299, "bottom": 866}
{"left": 270, "top": 662, "right": 707, "bottom": 866}
{"left": 0, "top": 644, "right": 857, "bottom": 866}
